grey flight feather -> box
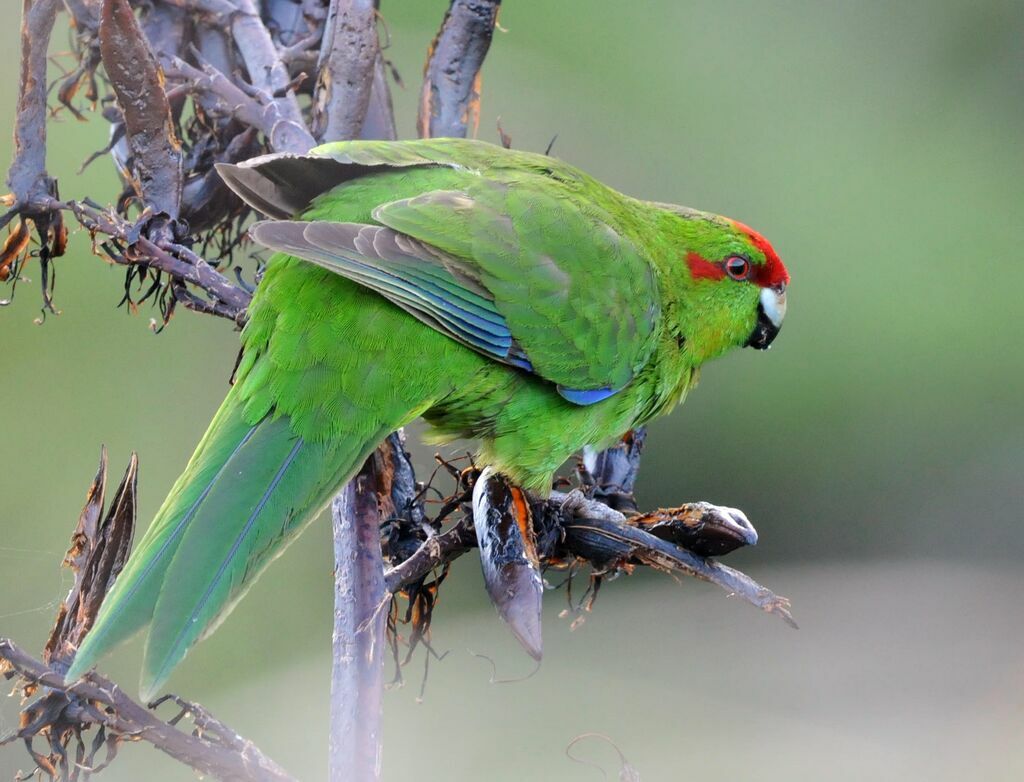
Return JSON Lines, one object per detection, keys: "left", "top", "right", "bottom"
{"left": 249, "top": 220, "right": 532, "bottom": 370}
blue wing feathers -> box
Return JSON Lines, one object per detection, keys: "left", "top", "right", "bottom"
{"left": 556, "top": 385, "right": 620, "bottom": 405}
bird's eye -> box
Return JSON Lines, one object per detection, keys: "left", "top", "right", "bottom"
{"left": 725, "top": 256, "right": 751, "bottom": 281}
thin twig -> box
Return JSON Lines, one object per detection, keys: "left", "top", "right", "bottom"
{"left": 163, "top": 55, "right": 312, "bottom": 154}
{"left": 384, "top": 520, "right": 474, "bottom": 593}
{"left": 48, "top": 196, "right": 252, "bottom": 321}
{"left": 231, "top": 0, "right": 315, "bottom": 152}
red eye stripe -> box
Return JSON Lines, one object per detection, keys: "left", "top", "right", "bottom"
{"left": 685, "top": 252, "right": 726, "bottom": 281}
{"left": 684, "top": 220, "right": 789, "bottom": 287}
{"left": 730, "top": 220, "right": 790, "bottom": 288}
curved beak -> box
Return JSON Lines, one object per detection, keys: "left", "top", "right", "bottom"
{"left": 746, "top": 284, "right": 787, "bottom": 350}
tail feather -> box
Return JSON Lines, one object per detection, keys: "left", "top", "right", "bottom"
{"left": 66, "top": 394, "right": 257, "bottom": 682}
{"left": 139, "top": 415, "right": 390, "bottom": 700}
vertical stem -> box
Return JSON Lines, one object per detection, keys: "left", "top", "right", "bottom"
{"left": 327, "top": 0, "right": 502, "bottom": 772}
{"left": 330, "top": 461, "right": 386, "bottom": 782}
{"left": 324, "top": 1, "right": 397, "bottom": 770}
{"left": 7, "top": 0, "right": 61, "bottom": 210}
{"left": 313, "top": 0, "right": 379, "bottom": 142}
{"left": 418, "top": 0, "right": 501, "bottom": 139}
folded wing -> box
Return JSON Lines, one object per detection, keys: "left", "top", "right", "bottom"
{"left": 229, "top": 140, "right": 663, "bottom": 403}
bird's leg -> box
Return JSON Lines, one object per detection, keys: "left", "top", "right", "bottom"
{"left": 580, "top": 428, "right": 647, "bottom": 515}
{"left": 471, "top": 467, "right": 544, "bottom": 661}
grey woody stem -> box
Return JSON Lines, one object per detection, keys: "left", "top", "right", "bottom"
{"left": 330, "top": 462, "right": 387, "bottom": 782}
{"left": 314, "top": 0, "right": 380, "bottom": 142}
{"left": 6, "top": 0, "right": 61, "bottom": 218}
{"left": 321, "top": 2, "right": 393, "bottom": 776}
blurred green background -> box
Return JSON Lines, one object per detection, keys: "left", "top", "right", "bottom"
{"left": 2, "top": 1, "right": 1023, "bottom": 779}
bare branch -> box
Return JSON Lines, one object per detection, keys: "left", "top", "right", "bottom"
{"left": 418, "top": 0, "right": 501, "bottom": 139}
{"left": 330, "top": 444, "right": 391, "bottom": 782}
{"left": 384, "top": 520, "right": 474, "bottom": 593}
{"left": 313, "top": 0, "right": 379, "bottom": 141}
{"left": 47, "top": 196, "right": 252, "bottom": 322}
{"left": 231, "top": 0, "right": 315, "bottom": 152}
{"left": 5, "top": 0, "right": 62, "bottom": 217}
{"left": 99, "top": 0, "right": 183, "bottom": 222}
{"left": 322, "top": 6, "right": 402, "bottom": 775}
{"left": 163, "top": 55, "right": 309, "bottom": 154}
{"left": 2, "top": 451, "right": 294, "bottom": 780}
{"left": 0, "top": 640, "right": 297, "bottom": 782}
{"left": 384, "top": 485, "right": 794, "bottom": 628}
{"left": 2, "top": 0, "right": 68, "bottom": 312}
{"left": 550, "top": 492, "right": 796, "bottom": 626}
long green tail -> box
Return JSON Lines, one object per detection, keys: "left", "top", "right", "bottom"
{"left": 66, "top": 390, "right": 258, "bottom": 682}
{"left": 66, "top": 382, "right": 400, "bottom": 699}
{"left": 141, "top": 409, "right": 393, "bottom": 699}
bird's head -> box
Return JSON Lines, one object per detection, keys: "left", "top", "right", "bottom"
{"left": 653, "top": 204, "right": 789, "bottom": 363}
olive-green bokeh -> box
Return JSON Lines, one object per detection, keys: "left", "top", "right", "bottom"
{"left": 2, "top": 1, "right": 1022, "bottom": 779}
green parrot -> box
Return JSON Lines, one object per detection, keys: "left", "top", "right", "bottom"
{"left": 65, "top": 138, "right": 789, "bottom": 698}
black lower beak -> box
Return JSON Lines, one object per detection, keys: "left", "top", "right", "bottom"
{"left": 745, "top": 302, "right": 781, "bottom": 350}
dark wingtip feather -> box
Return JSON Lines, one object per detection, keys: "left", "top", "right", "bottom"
{"left": 220, "top": 153, "right": 410, "bottom": 220}
{"left": 216, "top": 162, "right": 295, "bottom": 219}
